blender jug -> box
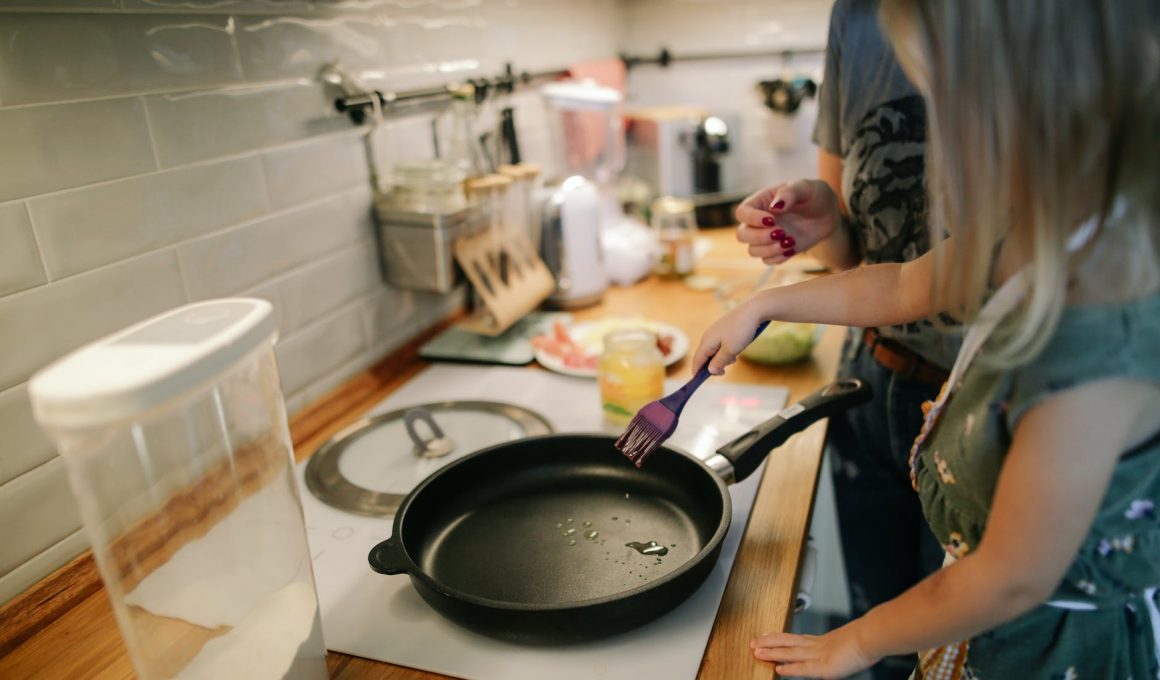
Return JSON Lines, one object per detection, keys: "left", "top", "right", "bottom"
{"left": 538, "top": 81, "right": 624, "bottom": 307}
{"left": 29, "top": 299, "right": 327, "bottom": 680}
{"left": 541, "top": 80, "right": 624, "bottom": 184}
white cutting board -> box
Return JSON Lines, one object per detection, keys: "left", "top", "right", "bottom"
{"left": 296, "top": 365, "right": 788, "bottom": 680}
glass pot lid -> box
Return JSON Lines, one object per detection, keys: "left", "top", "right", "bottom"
{"left": 304, "top": 401, "right": 552, "bottom": 517}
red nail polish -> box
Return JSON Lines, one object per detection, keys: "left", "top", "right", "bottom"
{"left": 772, "top": 200, "right": 786, "bottom": 210}
{"left": 761, "top": 216, "right": 775, "bottom": 227}
{"left": 783, "top": 248, "right": 796, "bottom": 257}
{"left": 771, "top": 228, "right": 785, "bottom": 239}
{"left": 781, "top": 236, "right": 796, "bottom": 248}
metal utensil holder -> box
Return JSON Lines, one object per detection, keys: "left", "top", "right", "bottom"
{"left": 373, "top": 196, "right": 487, "bottom": 293}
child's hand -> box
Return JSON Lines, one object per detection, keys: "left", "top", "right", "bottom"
{"left": 691, "top": 302, "right": 764, "bottom": 376}
{"left": 735, "top": 179, "right": 841, "bottom": 264}
{"left": 750, "top": 626, "right": 876, "bottom": 679}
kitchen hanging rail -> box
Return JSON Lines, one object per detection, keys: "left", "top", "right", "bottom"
{"left": 330, "top": 45, "right": 824, "bottom": 125}
{"left": 619, "top": 45, "right": 825, "bottom": 69}
{"left": 332, "top": 63, "right": 568, "bottom": 125}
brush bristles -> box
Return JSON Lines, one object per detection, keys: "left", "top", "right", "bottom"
{"left": 615, "top": 417, "right": 665, "bottom": 467}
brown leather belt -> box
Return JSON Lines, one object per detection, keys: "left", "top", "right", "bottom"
{"left": 862, "top": 328, "right": 950, "bottom": 386}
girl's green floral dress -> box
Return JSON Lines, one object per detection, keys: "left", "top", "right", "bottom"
{"left": 909, "top": 290, "right": 1160, "bottom": 680}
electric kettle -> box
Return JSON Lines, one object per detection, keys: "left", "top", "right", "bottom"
{"left": 539, "top": 175, "right": 608, "bottom": 308}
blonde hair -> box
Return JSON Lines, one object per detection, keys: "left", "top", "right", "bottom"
{"left": 880, "top": 0, "right": 1160, "bottom": 366}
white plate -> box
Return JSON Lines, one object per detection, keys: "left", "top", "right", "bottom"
{"left": 533, "top": 318, "right": 689, "bottom": 378}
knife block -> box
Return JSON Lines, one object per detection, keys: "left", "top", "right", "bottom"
{"left": 455, "top": 175, "right": 555, "bottom": 336}
{"left": 454, "top": 229, "right": 555, "bottom": 336}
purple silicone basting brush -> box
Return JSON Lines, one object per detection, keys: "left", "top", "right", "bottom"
{"left": 615, "top": 321, "right": 769, "bottom": 466}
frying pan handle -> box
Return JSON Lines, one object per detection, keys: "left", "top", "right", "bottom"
{"left": 368, "top": 537, "right": 410, "bottom": 576}
{"left": 714, "top": 379, "right": 872, "bottom": 483}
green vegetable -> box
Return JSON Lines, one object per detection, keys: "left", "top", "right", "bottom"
{"left": 740, "top": 322, "right": 818, "bottom": 364}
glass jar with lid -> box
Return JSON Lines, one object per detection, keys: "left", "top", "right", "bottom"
{"left": 390, "top": 160, "right": 466, "bottom": 214}
{"left": 28, "top": 299, "right": 327, "bottom": 680}
{"left": 651, "top": 195, "right": 698, "bottom": 277}
{"left": 599, "top": 329, "right": 665, "bottom": 427}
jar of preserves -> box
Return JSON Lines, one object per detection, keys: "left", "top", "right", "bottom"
{"left": 650, "top": 196, "right": 698, "bottom": 278}
{"left": 599, "top": 329, "right": 665, "bottom": 426}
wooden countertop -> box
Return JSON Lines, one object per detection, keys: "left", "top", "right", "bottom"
{"left": 0, "top": 229, "right": 842, "bottom": 680}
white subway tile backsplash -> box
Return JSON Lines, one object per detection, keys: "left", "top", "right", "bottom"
{"left": 0, "top": 201, "right": 46, "bottom": 296}
{"left": 120, "top": 0, "right": 313, "bottom": 13}
{"left": 178, "top": 186, "right": 372, "bottom": 300}
{"left": 0, "top": 457, "right": 81, "bottom": 580}
{"left": 280, "top": 342, "right": 381, "bottom": 415}
{"left": 0, "top": 98, "right": 156, "bottom": 203}
{"left": 262, "top": 132, "right": 369, "bottom": 210}
{"left": 377, "top": 17, "right": 489, "bottom": 88}
{"left": 29, "top": 157, "right": 269, "bottom": 280}
{"left": 366, "top": 115, "right": 436, "bottom": 171}
{"left": 483, "top": 0, "right": 620, "bottom": 72}
{"left": 0, "top": 13, "right": 243, "bottom": 106}
{"left": 274, "top": 302, "right": 365, "bottom": 396}
{"left": 0, "top": 250, "right": 187, "bottom": 392}
{"left": 0, "top": 0, "right": 630, "bottom": 604}
{"left": 144, "top": 81, "right": 352, "bottom": 167}
{"left": 620, "top": 0, "right": 829, "bottom": 54}
{"left": 0, "top": 383, "right": 55, "bottom": 487}
{"left": 0, "top": 529, "right": 86, "bottom": 609}
{"left": 279, "top": 278, "right": 462, "bottom": 416}
{"left": 279, "top": 240, "right": 380, "bottom": 333}
{"left": 358, "top": 286, "right": 414, "bottom": 346}
{"left": 235, "top": 14, "right": 394, "bottom": 83}
{"left": 359, "top": 284, "right": 462, "bottom": 349}
{"left": 0, "top": 1, "right": 117, "bottom": 10}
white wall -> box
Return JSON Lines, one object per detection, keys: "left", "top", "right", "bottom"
{"left": 621, "top": 0, "right": 830, "bottom": 192}
{"left": 0, "top": 0, "right": 620, "bottom": 604}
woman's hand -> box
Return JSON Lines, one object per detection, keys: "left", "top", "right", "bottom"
{"left": 735, "top": 179, "right": 842, "bottom": 265}
{"left": 691, "top": 300, "right": 765, "bottom": 376}
{"left": 750, "top": 625, "right": 877, "bottom": 679}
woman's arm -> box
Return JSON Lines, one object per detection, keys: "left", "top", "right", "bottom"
{"left": 808, "top": 150, "right": 862, "bottom": 272}
{"left": 692, "top": 240, "right": 942, "bottom": 375}
{"left": 754, "top": 377, "right": 1158, "bottom": 678}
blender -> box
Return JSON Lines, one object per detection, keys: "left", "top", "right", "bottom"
{"left": 538, "top": 80, "right": 623, "bottom": 308}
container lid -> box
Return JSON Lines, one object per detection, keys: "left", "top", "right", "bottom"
{"left": 304, "top": 401, "right": 553, "bottom": 517}
{"left": 30, "top": 299, "right": 277, "bottom": 429}
{"left": 464, "top": 174, "right": 513, "bottom": 197}
{"left": 392, "top": 160, "right": 466, "bottom": 187}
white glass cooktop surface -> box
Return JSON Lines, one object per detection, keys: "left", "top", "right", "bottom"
{"left": 296, "top": 364, "right": 789, "bottom": 680}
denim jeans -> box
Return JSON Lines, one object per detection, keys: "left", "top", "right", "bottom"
{"left": 827, "top": 329, "right": 946, "bottom": 680}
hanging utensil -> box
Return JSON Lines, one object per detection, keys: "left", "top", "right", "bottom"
{"left": 497, "top": 63, "right": 522, "bottom": 166}
{"left": 500, "top": 106, "right": 521, "bottom": 165}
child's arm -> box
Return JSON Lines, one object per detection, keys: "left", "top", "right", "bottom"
{"left": 752, "top": 377, "right": 1160, "bottom": 678}
{"left": 692, "top": 239, "right": 944, "bottom": 375}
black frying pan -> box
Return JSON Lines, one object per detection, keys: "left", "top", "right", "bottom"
{"left": 368, "top": 378, "right": 871, "bottom": 643}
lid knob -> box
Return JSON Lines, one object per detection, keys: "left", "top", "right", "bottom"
{"left": 404, "top": 408, "right": 457, "bottom": 459}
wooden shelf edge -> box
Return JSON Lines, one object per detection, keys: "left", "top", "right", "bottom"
{"left": 0, "top": 551, "right": 103, "bottom": 657}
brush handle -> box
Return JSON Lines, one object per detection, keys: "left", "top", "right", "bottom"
{"left": 660, "top": 321, "right": 770, "bottom": 415}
